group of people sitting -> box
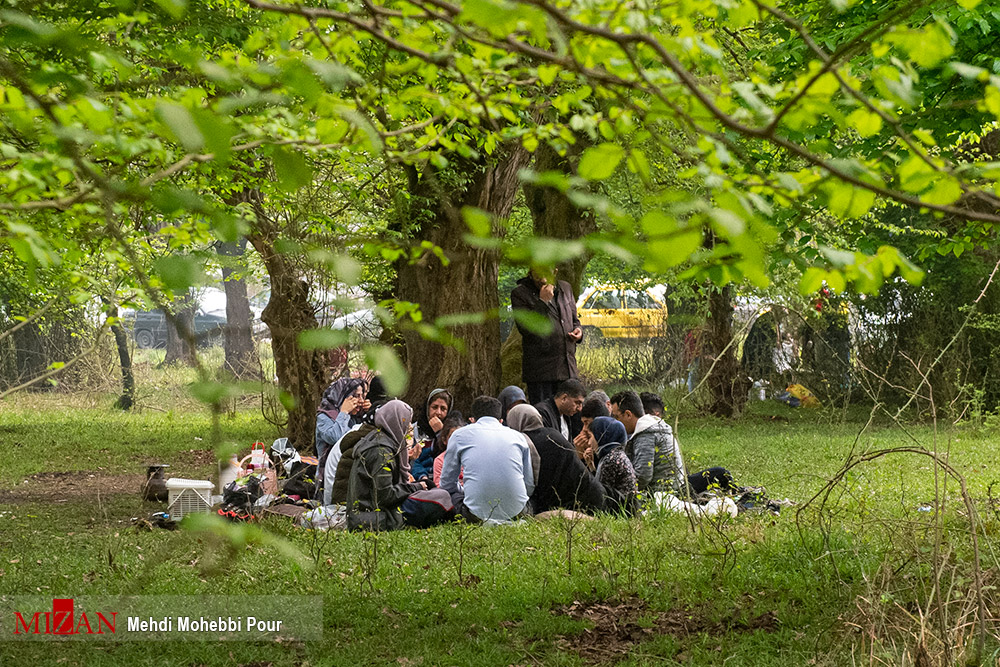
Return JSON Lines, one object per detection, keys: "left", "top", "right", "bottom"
{"left": 312, "top": 377, "right": 737, "bottom": 530}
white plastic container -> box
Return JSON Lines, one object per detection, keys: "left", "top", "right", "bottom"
{"left": 218, "top": 457, "right": 240, "bottom": 494}
{"left": 165, "top": 478, "right": 214, "bottom": 519}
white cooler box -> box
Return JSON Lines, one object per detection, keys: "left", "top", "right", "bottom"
{"left": 165, "top": 478, "right": 214, "bottom": 519}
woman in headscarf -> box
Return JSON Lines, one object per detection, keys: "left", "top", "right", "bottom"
{"left": 320, "top": 375, "right": 389, "bottom": 506}
{"left": 410, "top": 388, "right": 453, "bottom": 480}
{"left": 498, "top": 385, "right": 527, "bottom": 423}
{"left": 588, "top": 416, "right": 638, "bottom": 516}
{"left": 507, "top": 404, "right": 604, "bottom": 515}
{"left": 316, "top": 377, "right": 369, "bottom": 461}
{"left": 346, "top": 400, "right": 425, "bottom": 531}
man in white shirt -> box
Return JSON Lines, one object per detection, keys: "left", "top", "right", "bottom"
{"left": 440, "top": 396, "right": 535, "bottom": 523}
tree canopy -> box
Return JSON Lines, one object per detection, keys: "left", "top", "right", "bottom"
{"left": 3, "top": 0, "right": 1000, "bottom": 433}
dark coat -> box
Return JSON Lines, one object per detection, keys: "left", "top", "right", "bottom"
{"left": 511, "top": 276, "right": 581, "bottom": 382}
{"left": 346, "top": 430, "right": 422, "bottom": 532}
{"left": 534, "top": 398, "right": 583, "bottom": 441}
{"left": 330, "top": 424, "right": 376, "bottom": 505}
{"left": 525, "top": 427, "right": 605, "bottom": 514}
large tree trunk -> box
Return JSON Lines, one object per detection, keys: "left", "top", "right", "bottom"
{"left": 162, "top": 290, "right": 196, "bottom": 366}
{"left": 244, "top": 189, "right": 328, "bottom": 452}
{"left": 397, "top": 147, "right": 528, "bottom": 412}
{"left": 706, "top": 284, "right": 748, "bottom": 417}
{"left": 218, "top": 239, "right": 261, "bottom": 380}
{"left": 522, "top": 140, "right": 596, "bottom": 295}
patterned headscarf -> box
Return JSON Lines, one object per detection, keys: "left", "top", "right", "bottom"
{"left": 319, "top": 378, "right": 367, "bottom": 418}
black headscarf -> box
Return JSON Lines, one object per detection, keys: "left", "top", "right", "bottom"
{"left": 415, "top": 388, "right": 453, "bottom": 441}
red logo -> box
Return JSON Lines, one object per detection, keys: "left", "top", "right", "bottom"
{"left": 14, "top": 599, "right": 116, "bottom": 635}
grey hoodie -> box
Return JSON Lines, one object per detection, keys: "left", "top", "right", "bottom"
{"left": 625, "top": 414, "right": 685, "bottom": 493}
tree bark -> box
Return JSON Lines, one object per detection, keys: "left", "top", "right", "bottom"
{"left": 245, "top": 190, "right": 328, "bottom": 452}
{"left": 218, "top": 238, "right": 261, "bottom": 380}
{"left": 396, "top": 147, "right": 529, "bottom": 412}
{"left": 161, "top": 290, "right": 196, "bottom": 366}
{"left": 522, "top": 140, "right": 596, "bottom": 295}
{"left": 706, "top": 284, "right": 749, "bottom": 417}
{"left": 106, "top": 303, "right": 135, "bottom": 410}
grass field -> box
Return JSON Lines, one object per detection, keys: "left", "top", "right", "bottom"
{"left": 1, "top": 383, "right": 999, "bottom": 666}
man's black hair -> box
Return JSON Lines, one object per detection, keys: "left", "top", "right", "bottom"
{"left": 581, "top": 396, "right": 610, "bottom": 420}
{"left": 555, "top": 378, "right": 587, "bottom": 399}
{"left": 610, "top": 390, "right": 644, "bottom": 418}
{"left": 470, "top": 396, "right": 503, "bottom": 420}
{"left": 639, "top": 391, "right": 664, "bottom": 417}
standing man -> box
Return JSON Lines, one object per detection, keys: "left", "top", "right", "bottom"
{"left": 511, "top": 268, "right": 583, "bottom": 405}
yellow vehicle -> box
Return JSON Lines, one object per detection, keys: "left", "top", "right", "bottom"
{"left": 576, "top": 286, "right": 668, "bottom": 339}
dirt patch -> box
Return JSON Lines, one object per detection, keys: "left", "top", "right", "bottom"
{"left": 0, "top": 471, "right": 147, "bottom": 503}
{"left": 552, "top": 597, "right": 778, "bottom": 665}
{"left": 176, "top": 448, "right": 220, "bottom": 467}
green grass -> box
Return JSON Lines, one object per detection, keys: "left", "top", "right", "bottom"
{"left": 1, "top": 388, "right": 999, "bottom": 666}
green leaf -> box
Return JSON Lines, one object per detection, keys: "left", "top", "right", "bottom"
{"left": 511, "top": 309, "right": 554, "bottom": 337}
{"left": 645, "top": 231, "right": 702, "bottom": 269}
{"left": 189, "top": 380, "right": 240, "bottom": 404}
{"left": 886, "top": 24, "right": 954, "bottom": 68}
{"left": 799, "top": 267, "right": 827, "bottom": 295}
{"left": 156, "top": 103, "right": 203, "bottom": 152}
{"left": 578, "top": 143, "right": 625, "bottom": 181}
{"left": 847, "top": 108, "right": 883, "bottom": 137}
{"left": 462, "top": 206, "right": 492, "bottom": 237}
{"left": 626, "top": 149, "right": 650, "bottom": 181}
{"left": 154, "top": 0, "right": 188, "bottom": 19}
{"left": 364, "top": 345, "right": 408, "bottom": 396}
{"left": 298, "top": 328, "right": 349, "bottom": 350}
{"left": 272, "top": 148, "right": 313, "bottom": 191}
{"left": 922, "top": 177, "right": 962, "bottom": 206}
{"left": 825, "top": 182, "right": 876, "bottom": 218}
{"left": 153, "top": 255, "right": 202, "bottom": 291}
{"left": 537, "top": 64, "right": 559, "bottom": 86}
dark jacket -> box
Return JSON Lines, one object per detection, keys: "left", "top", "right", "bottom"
{"left": 346, "top": 430, "right": 422, "bottom": 532}
{"left": 511, "top": 276, "right": 581, "bottom": 382}
{"left": 524, "top": 427, "right": 604, "bottom": 514}
{"left": 534, "top": 398, "right": 582, "bottom": 441}
{"left": 330, "top": 424, "right": 376, "bottom": 505}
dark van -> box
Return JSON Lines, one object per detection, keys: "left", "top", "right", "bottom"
{"left": 127, "top": 309, "right": 227, "bottom": 349}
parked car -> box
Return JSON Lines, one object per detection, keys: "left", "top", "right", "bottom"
{"left": 576, "top": 285, "right": 668, "bottom": 339}
{"left": 126, "top": 309, "right": 228, "bottom": 349}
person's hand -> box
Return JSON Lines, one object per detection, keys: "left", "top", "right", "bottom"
{"left": 583, "top": 447, "right": 594, "bottom": 470}
{"left": 408, "top": 438, "right": 422, "bottom": 461}
{"left": 573, "top": 431, "right": 590, "bottom": 457}
{"left": 359, "top": 399, "right": 371, "bottom": 413}
{"left": 340, "top": 395, "right": 359, "bottom": 414}
{"left": 568, "top": 327, "right": 582, "bottom": 341}
{"left": 539, "top": 283, "right": 555, "bottom": 302}
{"left": 429, "top": 416, "right": 443, "bottom": 432}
